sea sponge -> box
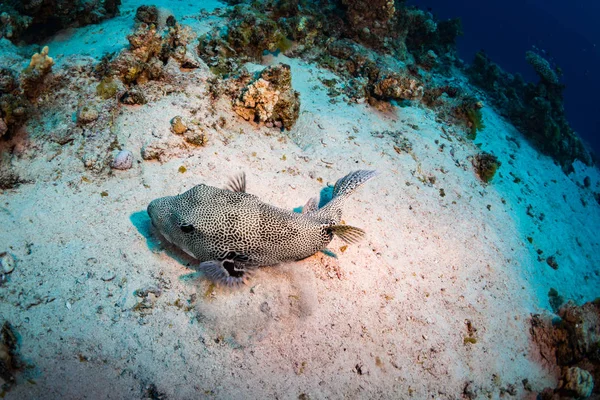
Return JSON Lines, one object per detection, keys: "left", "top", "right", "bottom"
{"left": 26, "top": 46, "right": 54, "bottom": 73}
{"left": 77, "top": 105, "right": 99, "bottom": 125}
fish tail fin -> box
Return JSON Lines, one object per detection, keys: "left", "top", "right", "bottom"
{"left": 314, "top": 170, "right": 377, "bottom": 224}
{"left": 329, "top": 225, "right": 365, "bottom": 244}
{"left": 333, "top": 170, "right": 378, "bottom": 199}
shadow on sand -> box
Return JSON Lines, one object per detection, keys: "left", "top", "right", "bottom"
{"left": 129, "top": 209, "right": 204, "bottom": 283}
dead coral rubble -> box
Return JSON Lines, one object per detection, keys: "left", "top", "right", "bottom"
{"left": 530, "top": 300, "right": 600, "bottom": 398}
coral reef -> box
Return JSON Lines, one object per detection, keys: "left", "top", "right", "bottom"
{"left": 0, "top": 0, "right": 121, "bottom": 44}
{"left": 233, "top": 64, "right": 300, "bottom": 130}
{"left": 0, "top": 91, "right": 29, "bottom": 138}
{"left": 467, "top": 50, "right": 590, "bottom": 171}
{"left": 340, "top": 0, "right": 396, "bottom": 48}
{"left": 530, "top": 300, "right": 600, "bottom": 398}
{"left": 396, "top": 7, "right": 462, "bottom": 70}
{"left": 197, "top": 0, "right": 470, "bottom": 137}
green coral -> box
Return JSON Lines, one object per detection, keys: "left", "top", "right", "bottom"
{"left": 465, "top": 107, "right": 484, "bottom": 139}
{"left": 455, "top": 96, "right": 485, "bottom": 139}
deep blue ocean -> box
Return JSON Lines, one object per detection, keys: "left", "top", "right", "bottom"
{"left": 410, "top": 0, "right": 600, "bottom": 157}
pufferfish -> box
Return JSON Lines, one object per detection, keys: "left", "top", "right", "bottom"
{"left": 147, "top": 170, "right": 377, "bottom": 286}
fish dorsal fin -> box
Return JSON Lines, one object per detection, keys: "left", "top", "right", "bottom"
{"left": 329, "top": 225, "right": 365, "bottom": 244}
{"left": 225, "top": 172, "right": 246, "bottom": 193}
{"left": 302, "top": 197, "right": 319, "bottom": 214}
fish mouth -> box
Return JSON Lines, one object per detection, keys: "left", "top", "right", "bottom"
{"left": 147, "top": 199, "right": 160, "bottom": 227}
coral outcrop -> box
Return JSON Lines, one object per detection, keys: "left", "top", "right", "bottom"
{"left": 101, "top": 8, "right": 199, "bottom": 98}
{"left": 233, "top": 64, "right": 300, "bottom": 130}
{"left": 371, "top": 70, "right": 423, "bottom": 101}
{"left": 0, "top": 46, "right": 56, "bottom": 138}
{"left": 20, "top": 45, "right": 54, "bottom": 100}
{"left": 468, "top": 50, "right": 590, "bottom": 171}
{"left": 530, "top": 300, "right": 600, "bottom": 398}
{"left": 526, "top": 51, "right": 560, "bottom": 86}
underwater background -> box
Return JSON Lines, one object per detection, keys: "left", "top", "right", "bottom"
{"left": 410, "top": 0, "right": 600, "bottom": 155}
{"left": 0, "top": 0, "right": 599, "bottom": 398}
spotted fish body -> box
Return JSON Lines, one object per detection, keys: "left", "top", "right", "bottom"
{"left": 147, "top": 170, "right": 377, "bottom": 286}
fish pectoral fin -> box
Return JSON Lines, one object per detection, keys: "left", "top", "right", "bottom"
{"left": 302, "top": 197, "right": 319, "bottom": 214}
{"left": 329, "top": 225, "right": 365, "bottom": 244}
{"left": 225, "top": 172, "right": 246, "bottom": 193}
{"left": 200, "top": 259, "right": 256, "bottom": 287}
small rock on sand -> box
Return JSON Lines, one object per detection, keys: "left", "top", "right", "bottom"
{"left": 112, "top": 150, "right": 133, "bottom": 170}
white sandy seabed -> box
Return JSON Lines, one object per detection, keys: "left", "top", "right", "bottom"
{"left": 0, "top": 1, "right": 599, "bottom": 399}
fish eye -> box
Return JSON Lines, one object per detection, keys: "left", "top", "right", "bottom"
{"left": 180, "top": 223, "right": 194, "bottom": 233}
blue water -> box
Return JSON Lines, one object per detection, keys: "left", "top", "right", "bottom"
{"left": 410, "top": 0, "right": 600, "bottom": 156}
